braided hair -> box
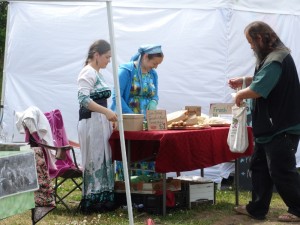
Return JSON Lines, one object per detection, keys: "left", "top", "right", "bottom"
{"left": 85, "top": 39, "right": 111, "bottom": 65}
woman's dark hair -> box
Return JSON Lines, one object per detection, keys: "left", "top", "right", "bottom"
{"left": 141, "top": 52, "right": 164, "bottom": 60}
{"left": 85, "top": 39, "right": 111, "bottom": 65}
{"left": 148, "top": 52, "right": 164, "bottom": 60}
{"left": 244, "top": 21, "right": 289, "bottom": 56}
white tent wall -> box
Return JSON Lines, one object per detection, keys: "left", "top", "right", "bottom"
{"left": 2, "top": 1, "right": 300, "bottom": 169}
{"left": 2, "top": 1, "right": 110, "bottom": 140}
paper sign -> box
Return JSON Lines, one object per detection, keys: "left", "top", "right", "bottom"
{"left": 185, "top": 106, "right": 201, "bottom": 116}
{"left": 209, "top": 103, "right": 234, "bottom": 117}
{"left": 146, "top": 110, "right": 167, "bottom": 131}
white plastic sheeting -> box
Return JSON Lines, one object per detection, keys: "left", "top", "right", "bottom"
{"left": 2, "top": 1, "right": 300, "bottom": 172}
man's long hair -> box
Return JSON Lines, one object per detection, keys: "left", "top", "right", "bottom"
{"left": 244, "top": 21, "right": 289, "bottom": 63}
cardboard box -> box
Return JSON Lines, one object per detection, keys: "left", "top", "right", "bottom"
{"left": 189, "top": 182, "right": 214, "bottom": 203}
{"left": 181, "top": 181, "right": 215, "bottom": 208}
{"left": 122, "top": 114, "right": 144, "bottom": 131}
{"left": 143, "top": 179, "right": 181, "bottom": 192}
{"left": 114, "top": 181, "right": 143, "bottom": 192}
{"left": 114, "top": 179, "right": 181, "bottom": 194}
{"left": 115, "top": 190, "right": 188, "bottom": 215}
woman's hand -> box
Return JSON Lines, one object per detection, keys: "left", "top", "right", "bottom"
{"left": 112, "top": 121, "right": 118, "bottom": 130}
{"left": 105, "top": 109, "right": 118, "bottom": 122}
{"left": 147, "top": 100, "right": 157, "bottom": 110}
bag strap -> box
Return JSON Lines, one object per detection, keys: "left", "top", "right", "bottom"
{"left": 237, "top": 77, "right": 246, "bottom": 91}
{"left": 242, "top": 77, "right": 246, "bottom": 89}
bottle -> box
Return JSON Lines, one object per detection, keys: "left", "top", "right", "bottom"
{"left": 143, "top": 120, "right": 148, "bottom": 131}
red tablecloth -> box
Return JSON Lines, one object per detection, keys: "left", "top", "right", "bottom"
{"left": 109, "top": 127, "right": 253, "bottom": 173}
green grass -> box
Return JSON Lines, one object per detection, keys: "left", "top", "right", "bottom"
{"left": 0, "top": 179, "right": 288, "bottom": 225}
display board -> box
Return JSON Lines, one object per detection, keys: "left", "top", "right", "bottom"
{"left": 0, "top": 150, "right": 36, "bottom": 220}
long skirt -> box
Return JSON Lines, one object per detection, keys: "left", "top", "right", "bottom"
{"left": 78, "top": 112, "right": 115, "bottom": 207}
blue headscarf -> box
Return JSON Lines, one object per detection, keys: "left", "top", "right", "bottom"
{"left": 130, "top": 44, "right": 163, "bottom": 93}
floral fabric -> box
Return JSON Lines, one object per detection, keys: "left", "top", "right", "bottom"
{"left": 33, "top": 147, "right": 55, "bottom": 207}
{"left": 128, "top": 71, "right": 156, "bottom": 117}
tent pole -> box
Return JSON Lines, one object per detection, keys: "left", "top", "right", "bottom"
{"left": 106, "top": 2, "right": 134, "bottom": 225}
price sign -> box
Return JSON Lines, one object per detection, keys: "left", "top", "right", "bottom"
{"left": 185, "top": 106, "right": 201, "bottom": 116}
{"left": 209, "top": 103, "right": 234, "bottom": 117}
{"left": 146, "top": 110, "right": 167, "bottom": 131}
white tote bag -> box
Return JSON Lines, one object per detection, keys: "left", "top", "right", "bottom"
{"left": 227, "top": 77, "right": 249, "bottom": 153}
{"left": 227, "top": 103, "right": 249, "bottom": 153}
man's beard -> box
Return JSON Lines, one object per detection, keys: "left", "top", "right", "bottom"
{"left": 253, "top": 46, "right": 269, "bottom": 64}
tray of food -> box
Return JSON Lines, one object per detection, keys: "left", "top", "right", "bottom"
{"left": 168, "top": 124, "right": 211, "bottom": 130}
{"left": 208, "top": 123, "right": 231, "bottom": 127}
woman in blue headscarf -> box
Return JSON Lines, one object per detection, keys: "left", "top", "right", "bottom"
{"left": 110, "top": 44, "right": 164, "bottom": 116}
{"left": 110, "top": 44, "right": 164, "bottom": 180}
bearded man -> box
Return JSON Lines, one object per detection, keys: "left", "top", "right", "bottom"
{"left": 228, "top": 21, "right": 300, "bottom": 222}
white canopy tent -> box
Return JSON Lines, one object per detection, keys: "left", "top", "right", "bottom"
{"left": 1, "top": 0, "right": 300, "bottom": 189}
{"left": 0, "top": 0, "right": 134, "bottom": 224}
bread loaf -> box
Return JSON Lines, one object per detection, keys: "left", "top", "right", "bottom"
{"left": 185, "top": 114, "right": 198, "bottom": 126}
{"left": 167, "top": 110, "right": 188, "bottom": 125}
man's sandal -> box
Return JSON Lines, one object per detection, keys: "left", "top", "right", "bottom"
{"left": 234, "top": 205, "right": 251, "bottom": 217}
{"left": 234, "top": 205, "right": 265, "bottom": 220}
{"left": 278, "top": 213, "right": 300, "bottom": 222}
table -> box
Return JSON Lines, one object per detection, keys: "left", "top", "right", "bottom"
{"left": 110, "top": 127, "right": 253, "bottom": 172}
{"left": 109, "top": 127, "right": 254, "bottom": 214}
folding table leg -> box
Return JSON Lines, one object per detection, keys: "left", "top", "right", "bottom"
{"left": 127, "top": 140, "right": 131, "bottom": 178}
{"left": 234, "top": 159, "right": 239, "bottom": 205}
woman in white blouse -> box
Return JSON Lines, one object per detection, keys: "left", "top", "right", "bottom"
{"left": 77, "top": 39, "right": 117, "bottom": 214}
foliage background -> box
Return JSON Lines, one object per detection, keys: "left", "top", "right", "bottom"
{"left": 0, "top": 1, "right": 8, "bottom": 97}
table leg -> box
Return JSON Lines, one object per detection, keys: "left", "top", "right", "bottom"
{"left": 127, "top": 140, "right": 131, "bottom": 183}
{"left": 162, "top": 173, "right": 166, "bottom": 216}
{"left": 234, "top": 159, "right": 239, "bottom": 205}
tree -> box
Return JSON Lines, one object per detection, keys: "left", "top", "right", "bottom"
{"left": 0, "top": 1, "right": 8, "bottom": 96}
{"left": 0, "top": 2, "right": 8, "bottom": 61}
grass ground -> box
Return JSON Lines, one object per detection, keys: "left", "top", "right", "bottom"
{"left": 0, "top": 178, "right": 293, "bottom": 225}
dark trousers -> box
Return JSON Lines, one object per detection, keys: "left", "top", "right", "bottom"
{"left": 246, "top": 133, "right": 300, "bottom": 219}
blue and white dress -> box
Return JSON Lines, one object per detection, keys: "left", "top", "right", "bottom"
{"left": 115, "top": 67, "right": 161, "bottom": 180}
{"left": 77, "top": 65, "right": 114, "bottom": 207}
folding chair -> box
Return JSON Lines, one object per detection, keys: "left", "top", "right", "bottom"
{"left": 17, "top": 107, "right": 82, "bottom": 213}
{"left": 44, "top": 109, "right": 83, "bottom": 212}
{"left": 15, "top": 106, "right": 57, "bottom": 224}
